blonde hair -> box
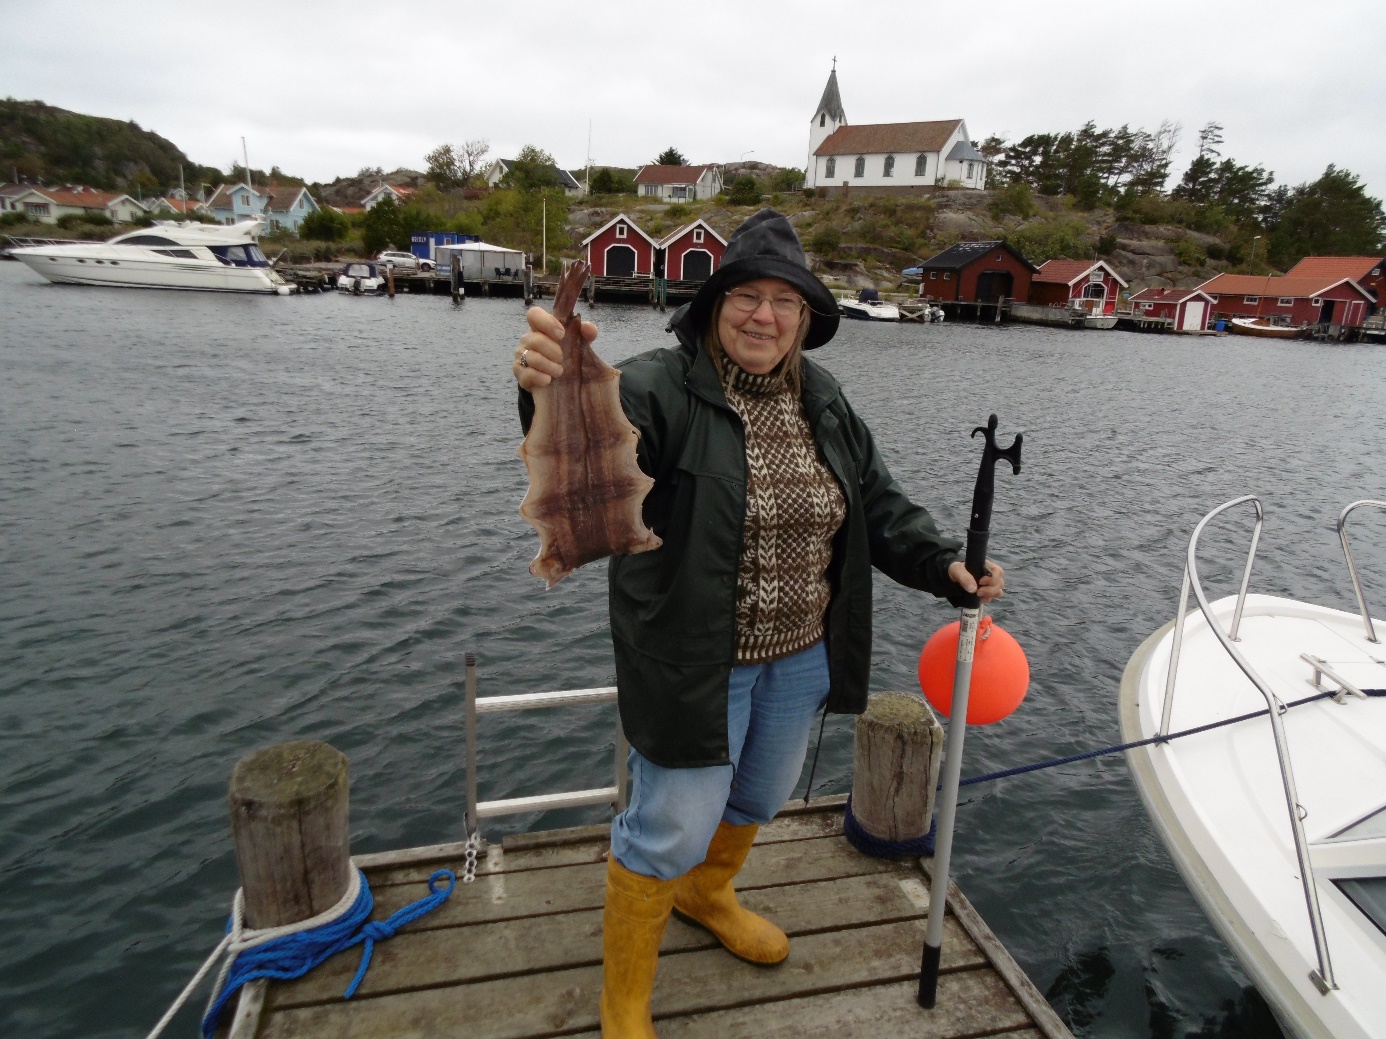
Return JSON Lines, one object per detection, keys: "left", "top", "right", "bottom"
{"left": 703, "top": 294, "right": 812, "bottom": 395}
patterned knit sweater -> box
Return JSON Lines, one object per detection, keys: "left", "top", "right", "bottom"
{"left": 721, "top": 361, "right": 847, "bottom": 664}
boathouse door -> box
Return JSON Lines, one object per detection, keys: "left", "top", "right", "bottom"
{"left": 1181, "top": 301, "right": 1205, "bottom": 330}
{"left": 975, "top": 271, "right": 1013, "bottom": 302}
{"left": 681, "top": 249, "right": 712, "bottom": 281}
{"left": 606, "top": 245, "right": 636, "bottom": 277}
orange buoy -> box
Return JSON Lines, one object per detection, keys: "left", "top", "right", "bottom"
{"left": 918, "top": 616, "right": 1030, "bottom": 724}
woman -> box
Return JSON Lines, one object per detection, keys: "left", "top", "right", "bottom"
{"left": 514, "top": 209, "right": 1003, "bottom": 1038}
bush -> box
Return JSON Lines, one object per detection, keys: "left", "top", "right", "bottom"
{"left": 1006, "top": 218, "right": 1091, "bottom": 264}
{"left": 299, "top": 207, "right": 350, "bottom": 242}
{"left": 57, "top": 211, "right": 110, "bottom": 228}
{"left": 809, "top": 225, "right": 840, "bottom": 255}
{"left": 770, "top": 167, "right": 805, "bottom": 193}
{"left": 727, "top": 176, "right": 761, "bottom": 206}
{"left": 1205, "top": 241, "right": 1227, "bottom": 261}
{"left": 1097, "top": 233, "right": 1118, "bottom": 255}
{"left": 0, "top": 212, "right": 25, "bottom": 227}
{"left": 989, "top": 182, "right": 1038, "bottom": 220}
{"left": 665, "top": 203, "right": 691, "bottom": 223}
{"left": 1172, "top": 240, "right": 1206, "bottom": 267}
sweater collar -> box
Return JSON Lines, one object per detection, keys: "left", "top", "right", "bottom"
{"left": 721, "top": 359, "right": 787, "bottom": 398}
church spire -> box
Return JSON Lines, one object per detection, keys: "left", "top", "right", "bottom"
{"left": 815, "top": 66, "right": 845, "bottom": 124}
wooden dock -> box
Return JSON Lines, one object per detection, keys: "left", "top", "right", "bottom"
{"left": 234, "top": 796, "right": 1071, "bottom": 1039}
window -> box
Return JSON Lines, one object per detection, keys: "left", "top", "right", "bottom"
{"left": 1311, "top": 297, "right": 1324, "bottom": 306}
{"left": 943, "top": 272, "right": 952, "bottom": 280}
{"left": 929, "top": 271, "right": 937, "bottom": 280}
{"left": 616, "top": 223, "right": 627, "bottom": 238}
{"left": 820, "top": 113, "right": 825, "bottom": 127}
{"left": 1209, "top": 295, "right": 1219, "bottom": 302}
{"left": 915, "top": 154, "right": 927, "bottom": 177}
{"left": 153, "top": 249, "right": 198, "bottom": 258}
{"left": 117, "top": 234, "right": 179, "bottom": 246}
{"left": 1244, "top": 296, "right": 1260, "bottom": 304}
{"left": 642, "top": 184, "right": 658, "bottom": 197}
{"left": 825, "top": 157, "right": 836, "bottom": 178}
{"left": 1373, "top": 269, "right": 1381, "bottom": 276}
{"left": 967, "top": 162, "right": 975, "bottom": 178}
{"left": 1141, "top": 302, "right": 1153, "bottom": 311}
{"left": 1277, "top": 297, "right": 1294, "bottom": 306}
{"left": 883, "top": 155, "right": 895, "bottom": 178}
{"left": 671, "top": 186, "right": 687, "bottom": 200}
{"left": 854, "top": 156, "right": 865, "bottom": 178}
{"left": 25, "top": 202, "right": 50, "bottom": 216}
{"left": 693, "top": 228, "right": 704, "bottom": 243}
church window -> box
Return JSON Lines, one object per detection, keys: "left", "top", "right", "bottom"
{"left": 967, "top": 162, "right": 976, "bottom": 179}
{"left": 825, "top": 157, "right": 836, "bottom": 178}
{"left": 854, "top": 156, "right": 865, "bottom": 178}
{"left": 820, "top": 113, "right": 825, "bottom": 127}
{"left": 915, "top": 154, "right": 927, "bottom": 177}
{"left": 883, "top": 155, "right": 895, "bottom": 178}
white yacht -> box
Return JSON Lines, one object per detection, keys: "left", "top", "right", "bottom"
{"left": 10, "top": 218, "right": 296, "bottom": 294}
{"left": 839, "top": 288, "right": 900, "bottom": 321}
{"left": 1121, "top": 497, "right": 1386, "bottom": 1039}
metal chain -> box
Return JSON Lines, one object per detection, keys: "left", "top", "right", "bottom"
{"left": 462, "top": 830, "right": 481, "bottom": 884}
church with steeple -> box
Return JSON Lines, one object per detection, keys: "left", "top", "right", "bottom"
{"left": 805, "top": 64, "right": 988, "bottom": 196}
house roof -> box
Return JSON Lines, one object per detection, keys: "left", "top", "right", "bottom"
{"left": 16, "top": 186, "right": 131, "bottom": 209}
{"left": 634, "top": 164, "right": 716, "bottom": 186}
{"left": 920, "top": 240, "right": 1037, "bottom": 273}
{"left": 580, "top": 213, "right": 659, "bottom": 248}
{"left": 655, "top": 219, "right": 728, "bottom": 250}
{"left": 1129, "top": 286, "right": 1215, "bottom": 304}
{"left": 946, "top": 139, "right": 987, "bottom": 163}
{"left": 815, "top": 120, "right": 963, "bottom": 157}
{"left": 1199, "top": 273, "right": 1375, "bottom": 300}
{"left": 206, "top": 183, "right": 258, "bottom": 209}
{"left": 1034, "top": 259, "right": 1128, "bottom": 288}
{"left": 814, "top": 69, "right": 845, "bottom": 123}
{"left": 0, "top": 183, "right": 31, "bottom": 197}
{"left": 492, "top": 161, "right": 581, "bottom": 190}
{"left": 1284, "top": 256, "right": 1382, "bottom": 281}
{"left": 263, "top": 185, "right": 315, "bottom": 213}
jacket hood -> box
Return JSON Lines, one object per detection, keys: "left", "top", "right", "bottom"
{"left": 684, "top": 208, "right": 839, "bottom": 350}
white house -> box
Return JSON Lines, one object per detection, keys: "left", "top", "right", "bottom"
{"left": 361, "top": 183, "right": 415, "bottom": 209}
{"left": 6, "top": 185, "right": 147, "bottom": 224}
{"left": 484, "top": 159, "right": 584, "bottom": 196}
{"left": 633, "top": 164, "right": 722, "bottom": 202}
{"left": 805, "top": 67, "right": 988, "bottom": 195}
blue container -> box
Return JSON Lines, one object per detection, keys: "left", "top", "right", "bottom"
{"left": 1214, "top": 319, "right": 1226, "bottom": 332}
{"left": 410, "top": 232, "right": 480, "bottom": 262}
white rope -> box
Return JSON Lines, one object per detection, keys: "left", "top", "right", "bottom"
{"left": 145, "top": 865, "right": 365, "bottom": 1039}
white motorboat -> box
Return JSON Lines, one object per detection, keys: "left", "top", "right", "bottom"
{"left": 839, "top": 288, "right": 900, "bottom": 321}
{"left": 1121, "top": 496, "right": 1386, "bottom": 1039}
{"left": 336, "top": 261, "right": 385, "bottom": 294}
{"left": 10, "top": 218, "right": 296, "bottom": 294}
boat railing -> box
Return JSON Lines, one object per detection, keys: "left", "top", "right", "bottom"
{"left": 1338, "top": 500, "right": 1386, "bottom": 643}
{"left": 1159, "top": 495, "right": 1336, "bottom": 994}
{"left": 461, "top": 652, "right": 628, "bottom": 837}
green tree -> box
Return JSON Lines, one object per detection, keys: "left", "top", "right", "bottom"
{"left": 424, "top": 144, "right": 461, "bottom": 189}
{"left": 655, "top": 147, "right": 687, "bottom": 166}
{"left": 770, "top": 167, "right": 805, "bottom": 192}
{"left": 299, "top": 207, "right": 350, "bottom": 241}
{"left": 1006, "top": 218, "right": 1091, "bottom": 264}
{"left": 361, "top": 195, "right": 401, "bottom": 254}
{"left": 501, "top": 145, "right": 559, "bottom": 192}
{"left": 727, "top": 175, "right": 760, "bottom": 206}
{"left": 1267, "top": 165, "right": 1386, "bottom": 267}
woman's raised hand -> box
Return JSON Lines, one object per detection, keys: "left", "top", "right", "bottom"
{"left": 948, "top": 559, "right": 1005, "bottom": 603}
{"left": 514, "top": 306, "right": 598, "bottom": 392}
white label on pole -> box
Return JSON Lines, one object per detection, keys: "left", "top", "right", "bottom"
{"left": 958, "top": 611, "right": 980, "bottom": 663}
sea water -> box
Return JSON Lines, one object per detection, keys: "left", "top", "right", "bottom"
{"left": 2, "top": 259, "right": 1384, "bottom": 1038}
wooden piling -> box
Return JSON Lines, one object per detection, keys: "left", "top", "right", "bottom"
{"left": 450, "top": 256, "right": 462, "bottom": 302}
{"left": 387, "top": 266, "right": 395, "bottom": 299}
{"left": 851, "top": 692, "right": 943, "bottom": 844}
{"left": 524, "top": 264, "right": 533, "bottom": 306}
{"left": 229, "top": 740, "right": 351, "bottom": 929}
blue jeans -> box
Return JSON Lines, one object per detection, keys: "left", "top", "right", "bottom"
{"left": 610, "top": 641, "right": 831, "bottom": 880}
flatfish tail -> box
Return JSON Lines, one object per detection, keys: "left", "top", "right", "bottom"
{"left": 517, "top": 261, "right": 662, "bottom": 588}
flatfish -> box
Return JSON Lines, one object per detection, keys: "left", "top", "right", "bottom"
{"left": 518, "top": 261, "right": 662, "bottom": 588}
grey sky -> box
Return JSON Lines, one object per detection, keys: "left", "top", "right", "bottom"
{"left": 3, "top": 0, "right": 1384, "bottom": 200}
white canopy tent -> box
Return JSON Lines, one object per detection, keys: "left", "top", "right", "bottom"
{"left": 436, "top": 241, "right": 527, "bottom": 281}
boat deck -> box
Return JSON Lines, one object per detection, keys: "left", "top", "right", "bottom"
{"left": 231, "top": 797, "right": 1071, "bottom": 1039}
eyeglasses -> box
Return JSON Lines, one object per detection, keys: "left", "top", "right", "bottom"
{"left": 724, "top": 289, "right": 806, "bottom": 319}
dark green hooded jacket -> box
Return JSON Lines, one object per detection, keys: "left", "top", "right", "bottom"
{"left": 520, "top": 303, "right": 964, "bottom": 768}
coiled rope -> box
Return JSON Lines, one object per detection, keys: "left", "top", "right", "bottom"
{"left": 839, "top": 687, "right": 1386, "bottom": 858}
{"left": 145, "top": 866, "right": 456, "bottom": 1039}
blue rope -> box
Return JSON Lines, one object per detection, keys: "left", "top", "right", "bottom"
{"left": 843, "top": 793, "right": 936, "bottom": 857}
{"left": 200, "top": 868, "right": 455, "bottom": 1038}
{"left": 958, "top": 687, "right": 1386, "bottom": 788}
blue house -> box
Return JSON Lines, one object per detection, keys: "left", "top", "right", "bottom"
{"left": 206, "top": 182, "right": 320, "bottom": 232}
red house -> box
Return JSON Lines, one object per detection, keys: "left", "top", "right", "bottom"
{"left": 1128, "top": 286, "right": 1217, "bottom": 332}
{"left": 581, "top": 214, "right": 658, "bottom": 278}
{"left": 655, "top": 219, "right": 728, "bottom": 282}
{"left": 918, "top": 240, "right": 1037, "bottom": 303}
{"left": 1284, "top": 256, "right": 1385, "bottom": 313}
{"left": 1028, "top": 259, "right": 1127, "bottom": 316}
{"left": 1199, "top": 273, "right": 1375, "bottom": 328}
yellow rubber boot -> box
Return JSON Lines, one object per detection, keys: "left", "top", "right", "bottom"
{"left": 600, "top": 855, "right": 675, "bottom": 1038}
{"left": 673, "top": 821, "right": 789, "bottom": 965}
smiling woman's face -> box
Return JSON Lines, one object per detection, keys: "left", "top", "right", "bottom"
{"left": 716, "top": 277, "right": 806, "bottom": 374}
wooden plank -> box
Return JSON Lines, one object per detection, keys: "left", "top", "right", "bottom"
{"left": 925, "top": 864, "right": 1074, "bottom": 1039}
{"left": 566, "top": 973, "right": 1029, "bottom": 1039}
{"left": 268, "top": 871, "right": 935, "bottom": 1008}
{"left": 258, "top": 918, "right": 984, "bottom": 1039}
{"left": 365, "top": 836, "right": 906, "bottom": 930}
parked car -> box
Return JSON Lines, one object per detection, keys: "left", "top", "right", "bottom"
{"left": 900, "top": 266, "right": 924, "bottom": 282}
{"left": 375, "top": 250, "right": 435, "bottom": 272}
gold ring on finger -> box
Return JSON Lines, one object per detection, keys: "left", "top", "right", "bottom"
{"left": 520, "top": 349, "right": 530, "bottom": 368}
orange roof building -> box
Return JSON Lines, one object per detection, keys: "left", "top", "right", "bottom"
{"left": 1198, "top": 272, "right": 1375, "bottom": 328}
{"left": 1285, "top": 256, "right": 1384, "bottom": 311}
{"left": 1029, "top": 259, "right": 1128, "bottom": 315}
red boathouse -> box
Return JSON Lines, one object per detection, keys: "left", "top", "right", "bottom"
{"left": 918, "top": 240, "right": 1036, "bottom": 303}
{"left": 1283, "top": 256, "right": 1385, "bottom": 314}
{"left": 580, "top": 214, "right": 658, "bottom": 278}
{"left": 655, "top": 219, "right": 728, "bottom": 282}
{"left": 1028, "top": 259, "right": 1127, "bottom": 316}
{"left": 1128, "top": 286, "right": 1217, "bottom": 332}
{"left": 1198, "top": 273, "right": 1375, "bottom": 328}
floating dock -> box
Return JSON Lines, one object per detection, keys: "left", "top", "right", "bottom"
{"left": 233, "top": 796, "right": 1072, "bottom": 1039}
